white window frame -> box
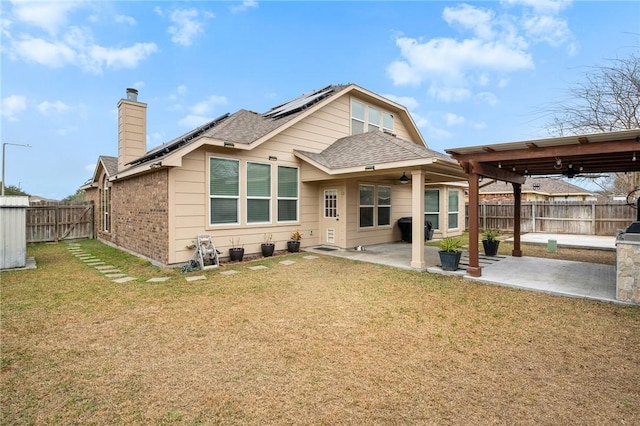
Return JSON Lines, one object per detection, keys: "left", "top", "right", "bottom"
{"left": 377, "top": 185, "right": 392, "bottom": 227}
{"left": 425, "top": 189, "right": 440, "bottom": 231}
{"left": 359, "top": 184, "right": 375, "bottom": 228}
{"left": 277, "top": 165, "right": 299, "bottom": 223}
{"left": 102, "top": 177, "right": 110, "bottom": 232}
{"left": 246, "top": 161, "right": 271, "bottom": 224}
{"left": 209, "top": 156, "right": 240, "bottom": 226}
{"left": 351, "top": 97, "right": 394, "bottom": 135}
{"left": 448, "top": 189, "right": 460, "bottom": 230}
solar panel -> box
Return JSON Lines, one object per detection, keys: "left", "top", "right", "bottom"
{"left": 263, "top": 86, "right": 334, "bottom": 119}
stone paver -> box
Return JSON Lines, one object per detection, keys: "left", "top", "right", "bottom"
{"left": 99, "top": 269, "right": 120, "bottom": 274}
{"left": 113, "top": 277, "right": 136, "bottom": 283}
{"left": 279, "top": 260, "right": 296, "bottom": 266}
{"left": 87, "top": 262, "right": 105, "bottom": 266}
{"left": 95, "top": 265, "right": 116, "bottom": 270}
{"left": 83, "top": 258, "right": 100, "bottom": 262}
{"left": 105, "top": 273, "right": 127, "bottom": 278}
{"left": 185, "top": 275, "right": 206, "bottom": 282}
{"left": 220, "top": 270, "right": 239, "bottom": 276}
{"left": 248, "top": 265, "right": 269, "bottom": 271}
{"left": 147, "top": 277, "right": 170, "bottom": 282}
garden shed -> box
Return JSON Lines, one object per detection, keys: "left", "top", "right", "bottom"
{"left": 0, "top": 196, "right": 29, "bottom": 269}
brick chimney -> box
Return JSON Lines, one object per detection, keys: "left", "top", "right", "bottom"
{"left": 117, "top": 88, "right": 147, "bottom": 172}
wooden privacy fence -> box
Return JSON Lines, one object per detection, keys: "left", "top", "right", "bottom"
{"left": 26, "top": 202, "right": 94, "bottom": 242}
{"left": 466, "top": 201, "right": 636, "bottom": 236}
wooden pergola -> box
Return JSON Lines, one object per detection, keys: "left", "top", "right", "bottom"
{"left": 446, "top": 129, "right": 640, "bottom": 277}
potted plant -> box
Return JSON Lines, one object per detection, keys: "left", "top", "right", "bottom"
{"left": 482, "top": 229, "right": 500, "bottom": 256}
{"left": 261, "top": 233, "right": 275, "bottom": 257}
{"left": 287, "top": 229, "right": 303, "bottom": 253}
{"left": 229, "top": 238, "right": 244, "bottom": 262}
{"left": 438, "top": 237, "right": 462, "bottom": 271}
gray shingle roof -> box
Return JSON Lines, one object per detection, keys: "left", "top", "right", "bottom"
{"left": 480, "top": 176, "right": 593, "bottom": 194}
{"left": 296, "top": 130, "right": 456, "bottom": 169}
{"left": 100, "top": 156, "right": 118, "bottom": 176}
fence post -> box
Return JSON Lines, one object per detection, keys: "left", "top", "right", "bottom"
{"left": 591, "top": 203, "right": 596, "bottom": 235}
{"left": 531, "top": 202, "right": 536, "bottom": 233}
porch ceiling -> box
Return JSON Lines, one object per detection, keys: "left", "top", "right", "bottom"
{"left": 446, "top": 129, "right": 640, "bottom": 180}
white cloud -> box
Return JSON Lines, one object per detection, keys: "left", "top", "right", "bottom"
{"left": 443, "top": 3, "right": 495, "bottom": 40}
{"left": 1, "top": 94, "right": 27, "bottom": 121}
{"left": 387, "top": 2, "right": 577, "bottom": 102}
{"left": 178, "top": 95, "right": 228, "bottom": 127}
{"left": 476, "top": 92, "right": 499, "bottom": 106}
{"left": 231, "top": 0, "right": 259, "bottom": 13}
{"left": 85, "top": 163, "right": 95, "bottom": 172}
{"left": 115, "top": 14, "right": 136, "bottom": 26}
{"left": 37, "top": 100, "right": 69, "bottom": 115}
{"left": 7, "top": 28, "right": 158, "bottom": 74}
{"left": 382, "top": 94, "right": 419, "bottom": 110}
{"left": 11, "top": 0, "right": 83, "bottom": 34}
{"left": 505, "top": 0, "right": 572, "bottom": 15}
{"left": 161, "top": 8, "right": 214, "bottom": 46}
{"left": 444, "top": 113, "right": 465, "bottom": 126}
{"left": 189, "top": 95, "right": 228, "bottom": 116}
{"left": 178, "top": 114, "right": 211, "bottom": 128}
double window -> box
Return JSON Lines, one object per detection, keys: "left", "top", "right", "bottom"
{"left": 351, "top": 99, "right": 394, "bottom": 135}
{"left": 424, "top": 189, "right": 440, "bottom": 230}
{"left": 359, "top": 184, "right": 391, "bottom": 228}
{"left": 209, "top": 157, "right": 298, "bottom": 225}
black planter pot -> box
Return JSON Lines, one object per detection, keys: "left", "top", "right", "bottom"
{"left": 439, "top": 251, "right": 462, "bottom": 271}
{"left": 229, "top": 248, "right": 244, "bottom": 262}
{"left": 261, "top": 243, "right": 275, "bottom": 257}
{"left": 482, "top": 240, "right": 500, "bottom": 256}
{"left": 287, "top": 241, "right": 300, "bottom": 253}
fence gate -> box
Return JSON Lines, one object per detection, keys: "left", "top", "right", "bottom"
{"left": 26, "top": 202, "right": 94, "bottom": 243}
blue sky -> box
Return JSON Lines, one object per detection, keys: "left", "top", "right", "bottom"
{"left": 1, "top": 0, "right": 638, "bottom": 199}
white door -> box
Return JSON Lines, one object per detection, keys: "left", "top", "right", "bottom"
{"left": 321, "top": 189, "right": 340, "bottom": 245}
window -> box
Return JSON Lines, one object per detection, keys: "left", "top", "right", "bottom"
{"left": 377, "top": 186, "right": 391, "bottom": 226}
{"left": 351, "top": 99, "right": 365, "bottom": 135}
{"left": 324, "top": 189, "right": 338, "bottom": 218}
{"left": 359, "top": 185, "right": 391, "bottom": 228}
{"left": 359, "top": 185, "right": 374, "bottom": 228}
{"left": 102, "top": 178, "right": 110, "bottom": 232}
{"left": 209, "top": 157, "right": 239, "bottom": 225}
{"left": 351, "top": 98, "right": 394, "bottom": 135}
{"left": 247, "top": 162, "right": 271, "bottom": 223}
{"left": 277, "top": 166, "right": 298, "bottom": 222}
{"left": 448, "top": 190, "right": 459, "bottom": 229}
{"left": 424, "top": 189, "right": 440, "bottom": 230}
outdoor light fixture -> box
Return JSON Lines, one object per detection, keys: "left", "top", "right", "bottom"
{"left": 498, "top": 161, "right": 502, "bottom": 169}
{"left": 633, "top": 152, "right": 637, "bottom": 162}
{"left": 364, "top": 165, "right": 375, "bottom": 171}
{"left": 399, "top": 172, "right": 409, "bottom": 184}
{"left": 223, "top": 142, "right": 235, "bottom": 147}
{"left": 268, "top": 155, "right": 277, "bottom": 161}
{"left": 150, "top": 161, "right": 162, "bottom": 169}
{"left": 554, "top": 158, "right": 562, "bottom": 169}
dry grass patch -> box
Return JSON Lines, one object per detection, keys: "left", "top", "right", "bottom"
{"left": 1, "top": 241, "right": 639, "bottom": 425}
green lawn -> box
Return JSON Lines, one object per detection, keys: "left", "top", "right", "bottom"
{"left": 1, "top": 240, "right": 638, "bottom": 424}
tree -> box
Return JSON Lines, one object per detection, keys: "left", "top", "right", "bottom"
{"left": 0, "top": 182, "right": 29, "bottom": 196}
{"left": 546, "top": 53, "right": 640, "bottom": 194}
{"left": 62, "top": 189, "right": 86, "bottom": 203}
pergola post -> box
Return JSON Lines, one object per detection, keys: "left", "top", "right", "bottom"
{"left": 512, "top": 182, "right": 523, "bottom": 257}
{"left": 410, "top": 169, "right": 425, "bottom": 269}
{"left": 467, "top": 171, "right": 481, "bottom": 277}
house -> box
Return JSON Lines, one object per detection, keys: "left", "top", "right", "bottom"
{"left": 82, "top": 84, "right": 467, "bottom": 267}
{"left": 478, "top": 177, "right": 597, "bottom": 202}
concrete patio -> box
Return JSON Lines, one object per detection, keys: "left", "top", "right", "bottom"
{"left": 305, "top": 233, "right": 630, "bottom": 305}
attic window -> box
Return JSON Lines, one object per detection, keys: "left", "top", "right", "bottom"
{"left": 351, "top": 98, "right": 394, "bottom": 135}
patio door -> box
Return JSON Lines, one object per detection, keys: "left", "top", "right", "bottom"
{"left": 321, "top": 188, "right": 341, "bottom": 246}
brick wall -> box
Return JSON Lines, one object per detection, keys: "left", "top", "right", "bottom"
{"left": 110, "top": 169, "right": 169, "bottom": 264}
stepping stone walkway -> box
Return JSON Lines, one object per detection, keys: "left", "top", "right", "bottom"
{"left": 248, "top": 265, "right": 269, "bottom": 271}
{"left": 66, "top": 244, "right": 321, "bottom": 283}
{"left": 185, "top": 275, "right": 206, "bottom": 282}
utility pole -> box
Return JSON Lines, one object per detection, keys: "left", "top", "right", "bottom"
{"left": 2, "top": 142, "right": 31, "bottom": 196}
